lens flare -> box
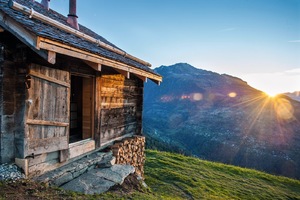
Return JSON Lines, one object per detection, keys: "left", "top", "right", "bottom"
{"left": 191, "top": 93, "right": 203, "bottom": 101}
{"left": 228, "top": 92, "right": 237, "bottom": 98}
{"left": 274, "top": 98, "right": 294, "bottom": 120}
{"left": 181, "top": 95, "right": 190, "bottom": 99}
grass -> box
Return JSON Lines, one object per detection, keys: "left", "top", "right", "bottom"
{"left": 1, "top": 150, "right": 300, "bottom": 199}
{"left": 144, "top": 150, "right": 300, "bottom": 200}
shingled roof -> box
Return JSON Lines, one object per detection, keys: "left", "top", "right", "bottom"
{"left": 0, "top": 0, "right": 162, "bottom": 82}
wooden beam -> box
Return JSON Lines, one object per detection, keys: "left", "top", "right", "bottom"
{"left": 27, "top": 136, "right": 68, "bottom": 156}
{"left": 135, "top": 74, "right": 148, "bottom": 82}
{"left": 69, "top": 140, "right": 95, "bottom": 159}
{"left": 28, "top": 152, "right": 59, "bottom": 167}
{"left": 60, "top": 149, "right": 69, "bottom": 163}
{"left": 48, "top": 51, "right": 56, "bottom": 64}
{"left": 29, "top": 70, "right": 70, "bottom": 88}
{"left": 15, "top": 158, "right": 29, "bottom": 178}
{"left": 37, "top": 37, "right": 163, "bottom": 82}
{"left": 115, "top": 68, "right": 130, "bottom": 79}
{"left": 0, "top": 26, "right": 4, "bottom": 32}
{"left": 0, "top": 12, "right": 36, "bottom": 48}
{"left": 84, "top": 60, "right": 102, "bottom": 71}
{"left": 0, "top": 11, "right": 51, "bottom": 64}
{"left": 26, "top": 119, "right": 69, "bottom": 127}
{"left": 38, "top": 38, "right": 129, "bottom": 70}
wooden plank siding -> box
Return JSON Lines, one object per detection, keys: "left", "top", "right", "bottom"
{"left": 98, "top": 74, "right": 143, "bottom": 145}
{"left": 25, "top": 64, "right": 70, "bottom": 156}
{"left": 0, "top": 15, "right": 155, "bottom": 178}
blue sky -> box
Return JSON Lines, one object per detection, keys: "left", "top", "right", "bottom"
{"left": 50, "top": 0, "right": 300, "bottom": 94}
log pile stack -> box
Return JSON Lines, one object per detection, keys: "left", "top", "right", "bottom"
{"left": 111, "top": 136, "right": 146, "bottom": 178}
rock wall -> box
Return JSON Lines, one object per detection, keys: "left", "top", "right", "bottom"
{"left": 111, "top": 136, "right": 145, "bottom": 177}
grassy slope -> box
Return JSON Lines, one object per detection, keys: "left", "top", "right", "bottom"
{"left": 143, "top": 150, "right": 300, "bottom": 200}
{"left": 1, "top": 150, "right": 300, "bottom": 199}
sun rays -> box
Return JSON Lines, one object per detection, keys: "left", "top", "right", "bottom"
{"left": 273, "top": 98, "right": 295, "bottom": 121}
{"left": 233, "top": 93, "right": 298, "bottom": 147}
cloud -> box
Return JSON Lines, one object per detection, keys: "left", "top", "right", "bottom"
{"left": 284, "top": 68, "right": 300, "bottom": 75}
{"left": 288, "top": 40, "right": 300, "bottom": 43}
{"left": 219, "top": 28, "right": 236, "bottom": 32}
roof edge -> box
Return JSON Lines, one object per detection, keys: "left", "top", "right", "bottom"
{"left": 38, "top": 37, "right": 162, "bottom": 84}
{"left": 8, "top": 0, "right": 152, "bottom": 67}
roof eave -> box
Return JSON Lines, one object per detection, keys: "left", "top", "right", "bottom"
{"left": 1, "top": 1, "right": 162, "bottom": 84}
{"left": 0, "top": 10, "right": 53, "bottom": 64}
{"left": 8, "top": 0, "right": 153, "bottom": 68}
{"left": 37, "top": 37, "right": 162, "bottom": 84}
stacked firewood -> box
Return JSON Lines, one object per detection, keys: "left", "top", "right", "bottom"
{"left": 111, "top": 136, "right": 146, "bottom": 178}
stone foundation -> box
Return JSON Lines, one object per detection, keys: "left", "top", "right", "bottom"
{"left": 35, "top": 151, "right": 115, "bottom": 186}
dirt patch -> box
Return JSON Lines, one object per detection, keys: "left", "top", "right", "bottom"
{"left": 108, "top": 174, "right": 148, "bottom": 195}
{"left": 0, "top": 179, "right": 75, "bottom": 200}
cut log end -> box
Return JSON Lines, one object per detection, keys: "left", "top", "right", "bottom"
{"left": 111, "top": 135, "right": 146, "bottom": 178}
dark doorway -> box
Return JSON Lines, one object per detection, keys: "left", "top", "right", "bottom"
{"left": 70, "top": 75, "right": 93, "bottom": 143}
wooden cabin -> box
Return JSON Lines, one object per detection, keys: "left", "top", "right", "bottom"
{"left": 0, "top": 0, "right": 161, "bottom": 177}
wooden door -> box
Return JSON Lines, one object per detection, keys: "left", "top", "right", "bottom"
{"left": 24, "top": 64, "right": 70, "bottom": 157}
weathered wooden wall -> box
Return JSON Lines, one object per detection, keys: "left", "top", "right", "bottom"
{"left": 96, "top": 73, "right": 144, "bottom": 146}
{"left": 0, "top": 31, "right": 146, "bottom": 178}
{"left": 0, "top": 60, "right": 18, "bottom": 164}
{"left": 0, "top": 50, "right": 25, "bottom": 163}
{"left": 0, "top": 33, "right": 27, "bottom": 163}
{"left": 25, "top": 64, "right": 70, "bottom": 157}
{"left": 25, "top": 62, "right": 93, "bottom": 177}
{"left": 27, "top": 70, "right": 144, "bottom": 177}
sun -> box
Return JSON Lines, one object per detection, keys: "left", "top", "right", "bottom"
{"left": 264, "top": 91, "right": 278, "bottom": 98}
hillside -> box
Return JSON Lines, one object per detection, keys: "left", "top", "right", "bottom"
{"left": 1, "top": 150, "right": 300, "bottom": 199}
{"left": 144, "top": 150, "right": 300, "bottom": 200}
{"left": 143, "top": 63, "right": 300, "bottom": 180}
{"left": 285, "top": 91, "right": 300, "bottom": 102}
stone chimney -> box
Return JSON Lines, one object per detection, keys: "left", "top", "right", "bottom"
{"left": 40, "top": 0, "right": 50, "bottom": 10}
{"left": 67, "top": 0, "right": 79, "bottom": 30}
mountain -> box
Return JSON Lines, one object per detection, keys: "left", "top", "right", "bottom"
{"left": 143, "top": 63, "right": 300, "bottom": 180}
{"left": 284, "top": 91, "right": 300, "bottom": 102}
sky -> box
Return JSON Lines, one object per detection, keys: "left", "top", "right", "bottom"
{"left": 50, "top": 0, "right": 300, "bottom": 95}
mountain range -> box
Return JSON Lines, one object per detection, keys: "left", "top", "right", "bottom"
{"left": 143, "top": 63, "right": 300, "bottom": 180}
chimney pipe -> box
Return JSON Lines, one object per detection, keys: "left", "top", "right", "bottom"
{"left": 67, "top": 0, "right": 79, "bottom": 30}
{"left": 40, "top": 0, "right": 50, "bottom": 10}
